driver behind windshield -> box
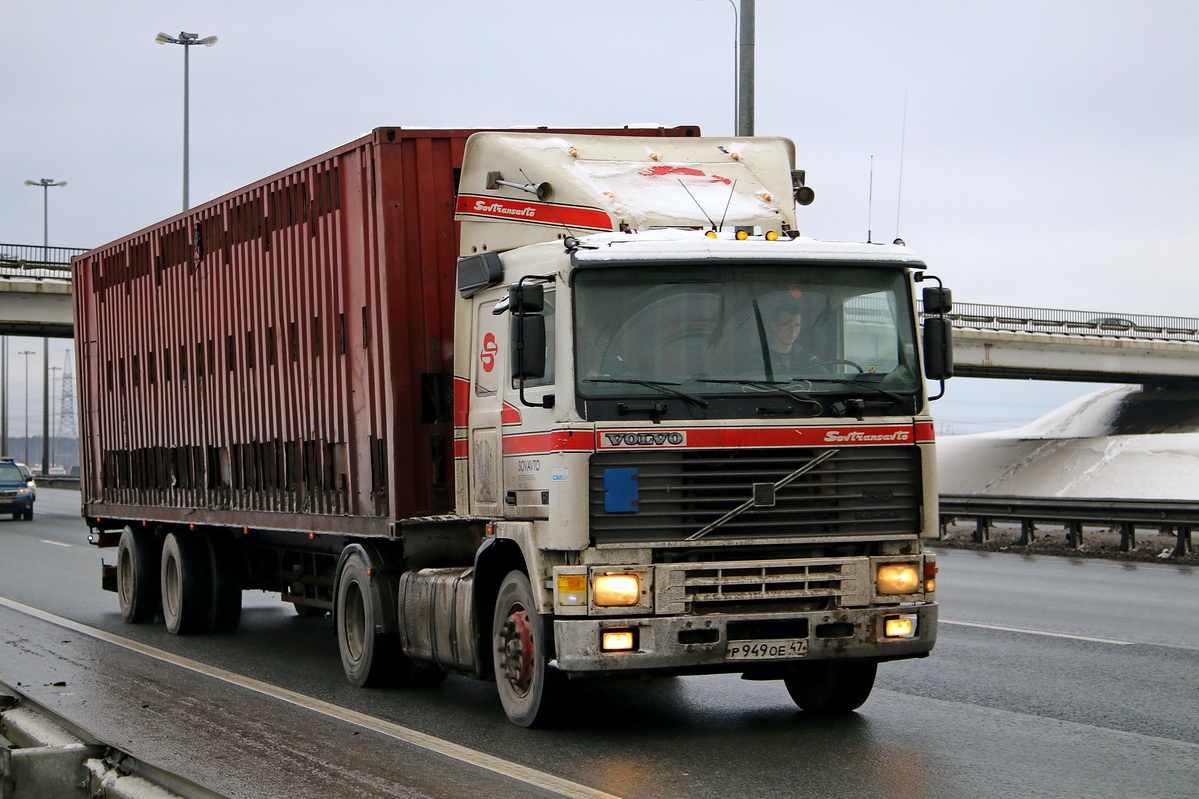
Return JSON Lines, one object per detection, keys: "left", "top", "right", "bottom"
{"left": 762, "top": 297, "right": 820, "bottom": 376}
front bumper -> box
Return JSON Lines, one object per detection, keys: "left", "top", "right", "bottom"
{"left": 0, "top": 495, "right": 33, "bottom": 513}
{"left": 552, "top": 602, "right": 937, "bottom": 674}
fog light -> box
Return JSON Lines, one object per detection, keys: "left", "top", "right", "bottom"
{"left": 602, "top": 629, "right": 637, "bottom": 651}
{"left": 877, "top": 563, "right": 920, "bottom": 595}
{"left": 884, "top": 614, "right": 918, "bottom": 638}
{"left": 594, "top": 573, "right": 641, "bottom": 607}
{"left": 557, "top": 573, "right": 587, "bottom": 606}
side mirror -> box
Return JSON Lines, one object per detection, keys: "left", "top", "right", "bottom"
{"left": 511, "top": 314, "right": 546, "bottom": 380}
{"left": 510, "top": 282, "right": 544, "bottom": 313}
{"left": 922, "top": 286, "right": 953, "bottom": 315}
{"left": 922, "top": 318, "right": 954, "bottom": 380}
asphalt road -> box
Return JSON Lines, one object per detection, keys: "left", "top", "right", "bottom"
{"left": 1, "top": 490, "right": 1196, "bottom": 799}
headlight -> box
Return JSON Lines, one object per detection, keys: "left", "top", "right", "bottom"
{"left": 877, "top": 563, "right": 920, "bottom": 595}
{"left": 593, "top": 573, "right": 641, "bottom": 607}
{"left": 16, "top": 488, "right": 30, "bottom": 496}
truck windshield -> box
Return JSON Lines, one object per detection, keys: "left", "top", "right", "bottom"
{"left": 573, "top": 263, "right": 920, "bottom": 410}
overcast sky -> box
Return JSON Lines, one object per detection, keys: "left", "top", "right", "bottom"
{"left": 3, "top": 0, "right": 1198, "bottom": 445}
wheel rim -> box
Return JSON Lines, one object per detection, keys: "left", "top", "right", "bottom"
{"left": 343, "top": 581, "right": 366, "bottom": 662}
{"left": 163, "top": 553, "right": 181, "bottom": 619}
{"left": 497, "top": 606, "right": 535, "bottom": 697}
{"left": 118, "top": 547, "right": 134, "bottom": 608}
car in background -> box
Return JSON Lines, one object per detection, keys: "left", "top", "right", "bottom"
{"left": 1088, "top": 317, "right": 1135, "bottom": 330}
{"left": 0, "top": 459, "right": 35, "bottom": 520}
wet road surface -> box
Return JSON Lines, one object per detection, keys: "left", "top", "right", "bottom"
{"left": 1, "top": 490, "right": 1195, "bottom": 798}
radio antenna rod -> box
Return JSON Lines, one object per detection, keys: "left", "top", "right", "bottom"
{"left": 895, "top": 92, "right": 908, "bottom": 241}
{"left": 867, "top": 155, "right": 874, "bottom": 244}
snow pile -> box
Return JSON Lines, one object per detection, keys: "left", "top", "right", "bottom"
{"left": 938, "top": 384, "right": 1199, "bottom": 500}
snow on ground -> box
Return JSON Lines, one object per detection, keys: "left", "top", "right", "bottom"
{"left": 938, "top": 384, "right": 1199, "bottom": 499}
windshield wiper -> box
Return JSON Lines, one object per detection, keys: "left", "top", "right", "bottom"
{"left": 795, "top": 376, "right": 910, "bottom": 406}
{"left": 696, "top": 379, "right": 822, "bottom": 415}
{"left": 583, "top": 378, "right": 710, "bottom": 409}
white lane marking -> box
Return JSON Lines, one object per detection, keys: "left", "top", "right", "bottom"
{"left": 40, "top": 539, "right": 72, "bottom": 548}
{"left": 941, "top": 619, "right": 1134, "bottom": 645}
{"left": 0, "top": 595, "right": 620, "bottom": 799}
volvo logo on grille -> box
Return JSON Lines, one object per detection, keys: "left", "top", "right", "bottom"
{"left": 602, "top": 431, "right": 686, "bottom": 447}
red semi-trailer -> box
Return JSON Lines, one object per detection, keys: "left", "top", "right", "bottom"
{"left": 74, "top": 126, "right": 952, "bottom": 726}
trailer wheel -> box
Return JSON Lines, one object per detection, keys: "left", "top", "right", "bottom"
{"left": 336, "top": 550, "right": 399, "bottom": 686}
{"left": 783, "top": 660, "right": 877, "bottom": 714}
{"left": 492, "top": 570, "right": 570, "bottom": 728}
{"left": 117, "top": 527, "right": 161, "bottom": 624}
{"left": 161, "top": 531, "right": 214, "bottom": 635}
{"left": 206, "top": 534, "right": 243, "bottom": 634}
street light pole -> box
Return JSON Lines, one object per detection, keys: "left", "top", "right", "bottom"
{"left": 23, "top": 178, "right": 66, "bottom": 475}
{"left": 156, "top": 31, "right": 218, "bottom": 212}
{"left": 19, "top": 350, "right": 34, "bottom": 465}
{"left": 737, "top": 0, "right": 754, "bottom": 137}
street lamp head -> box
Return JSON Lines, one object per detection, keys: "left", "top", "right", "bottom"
{"left": 157, "top": 31, "right": 217, "bottom": 47}
{"left": 24, "top": 179, "right": 66, "bottom": 188}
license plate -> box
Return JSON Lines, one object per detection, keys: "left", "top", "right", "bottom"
{"left": 726, "top": 639, "right": 808, "bottom": 660}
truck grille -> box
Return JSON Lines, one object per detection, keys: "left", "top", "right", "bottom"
{"left": 656, "top": 557, "right": 870, "bottom": 614}
{"left": 589, "top": 446, "right": 920, "bottom": 545}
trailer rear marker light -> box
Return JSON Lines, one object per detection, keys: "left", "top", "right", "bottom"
{"left": 593, "top": 573, "right": 640, "bottom": 606}
{"left": 735, "top": 230, "right": 750, "bottom": 240}
{"left": 765, "top": 230, "right": 780, "bottom": 241}
{"left": 884, "top": 614, "right": 918, "bottom": 639}
{"left": 601, "top": 629, "right": 636, "bottom": 651}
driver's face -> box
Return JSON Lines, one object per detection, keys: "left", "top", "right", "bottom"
{"left": 768, "top": 311, "right": 803, "bottom": 349}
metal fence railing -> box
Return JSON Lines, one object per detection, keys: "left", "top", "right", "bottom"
{"left": 930, "top": 301, "right": 1199, "bottom": 343}
{"left": 940, "top": 494, "right": 1195, "bottom": 557}
{"left": 0, "top": 243, "right": 86, "bottom": 279}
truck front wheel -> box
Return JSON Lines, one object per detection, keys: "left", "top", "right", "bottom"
{"left": 783, "top": 660, "right": 877, "bottom": 714}
{"left": 492, "top": 570, "right": 570, "bottom": 728}
{"left": 117, "top": 527, "right": 161, "bottom": 624}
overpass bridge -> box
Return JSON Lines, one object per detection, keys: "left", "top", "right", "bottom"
{"left": 0, "top": 243, "right": 82, "bottom": 338}
{"left": 4, "top": 242, "right": 1199, "bottom": 382}
{"left": 944, "top": 302, "right": 1199, "bottom": 384}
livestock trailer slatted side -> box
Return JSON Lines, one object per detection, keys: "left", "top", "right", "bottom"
{"left": 74, "top": 125, "right": 700, "bottom": 533}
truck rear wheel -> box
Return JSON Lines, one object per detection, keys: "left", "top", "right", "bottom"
{"left": 117, "top": 527, "right": 161, "bottom": 623}
{"left": 161, "top": 531, "right": 214, "bottom": 635}
{"left": 492, "top": 570, "right": 570, "bottom": 728}
{"left": 206, "top": 534, "right": 242, "bottom": 634}
{"left": 336, "top": 550, "right": 399, "bottom": 686}
{"left": 783, "top": 660, "right": 877, "bottom": 714}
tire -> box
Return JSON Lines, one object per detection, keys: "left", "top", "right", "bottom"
{"left": 117, "top": 527, "right": 162, "bottom": 623}
{"left": 336, "top": 550, "right": 400, "bottom": 687}
{"left": 492, "top": 570, "right": 571, "bottom": 727}
{"left": 206, "top": 534, "right": 243, "bottom": 634}
{"left": 161, "top": 531, "right": 214, "bottom": 635}
{"left": 783, "top": 660, "right": 877, "bottom": 714}
{"left": 21, "top": 507, "right": 33, "bottom": 521}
